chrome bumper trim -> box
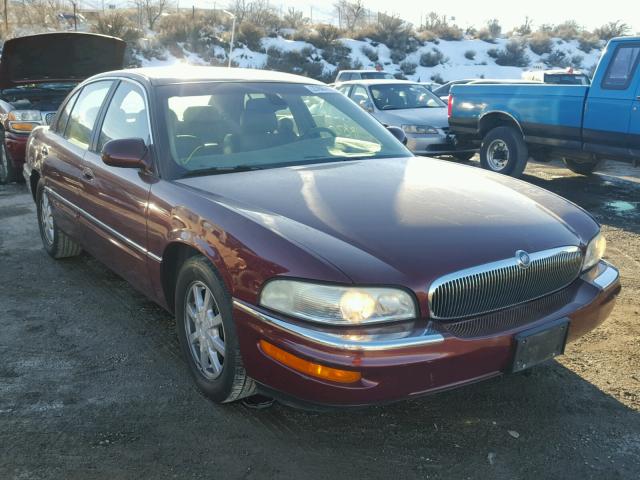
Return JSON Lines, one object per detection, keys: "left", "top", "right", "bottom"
{"left": 589, "top": 261, "right": 620, "bottom": 290}
{"left": 232, "top": 299, "right": 444, "bottom": 351}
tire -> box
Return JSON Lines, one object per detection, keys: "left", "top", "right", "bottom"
{"left": 452, "top": 152, "right": 475, "bottom": 162}
{"left": 563, "top": 157, "right": 601, "bottom": 176}
{"left": 175, "top": 256, "right": 256, "bottom": 403}
{"left": 36, "top": 183, "right": 82, "bottom": 259}
{"left": 0, "top": 142, "right": 16, "bottom": 184}
{"left": 480, "top": 126, "right": 529, "bottom": 177}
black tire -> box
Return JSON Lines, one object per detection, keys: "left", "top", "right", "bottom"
{"left": 36, "top": 183, "right": 82, "bottom": 259}
{"left": 452, "top": 152, "right": 475, "bottom": 162}
{"left": 480, "top": 126, "right": 529, "bottom": 177}
{"left": 563, "top": 157, "right": 601, "bottom": 176}
{"left": 175, "top": 256, "right": 256, "bottom": 403}
{"left": 0, "top": 142, "right": 16, "bottom": 184}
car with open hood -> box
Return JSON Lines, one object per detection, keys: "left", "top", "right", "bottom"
{"left": 0, "top": 32, "right": 125, "bottom": 183}
{"left": 24, "top": 66, "right": 620, "bottom": 407}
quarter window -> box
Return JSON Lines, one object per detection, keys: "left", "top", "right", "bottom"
{"left": 55, "top": 91, "right": 79, "bottom": 134}
{"left": 602, "top": 45, "right": 640, "bottom": 90}
{"left": 64, "top": 81, "right": 112, "bottom": 149}
{"left": 98, "top": 82, "right": 150, "bottom": 152}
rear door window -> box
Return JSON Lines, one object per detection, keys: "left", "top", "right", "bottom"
{"left": 64, "top": 81, "right": 113, "bottom": 149}
{"left": 602, "top": 45, "right": 640, "bottom": 90}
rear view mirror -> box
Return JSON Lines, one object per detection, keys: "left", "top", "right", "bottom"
{"left": 386, "top": 126, "right": 407, "bottom": 145}
{"left": 359, "top": 100, "right": 374, "bottom": 113}
{"left": 101, "top": 138, "right": 149, "bottom": 170}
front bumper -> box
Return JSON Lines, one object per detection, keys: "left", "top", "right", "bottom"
{"left": 404, "top": 131, "right": 477, "bottom": 156}
{"left": 233, "top": 261, "right": 620, "bottom": 407}
{"left": 4, "top": 131, "right": 28, "bottom": 169}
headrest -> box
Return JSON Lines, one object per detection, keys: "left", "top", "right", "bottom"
{"left": 183, "top": 105, "right": 222, "bottom": 124}
{"left": 241, "top": 98, "right": 278, "bottom": 134}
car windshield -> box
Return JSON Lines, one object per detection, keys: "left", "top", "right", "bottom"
{"left": 360, "top": 72, "right": 395, "bottom": 80}
{"left": 158, "top": 82, "right": 411, "bottom": 178}
{"left": 369, "top": 84, "right": 445, "bottom": 110}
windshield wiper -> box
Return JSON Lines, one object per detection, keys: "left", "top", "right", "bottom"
{"left": 180, "top": 165, "right": 260, "bottom": 178}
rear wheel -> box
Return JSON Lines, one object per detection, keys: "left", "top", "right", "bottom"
{"left": 480, "top": 126, "right": 528, "bottom": 177}
{"left": 36, "top": 183, "right": 82, "bottom": 259}
{"left": 563, "top": 157, "right": 602, "bottom": 175}
{"left": 0, "top": 142, "right": 16, "bottom": 184}
{"left": 175, "top": 256, "right": 256, "bottom": 403}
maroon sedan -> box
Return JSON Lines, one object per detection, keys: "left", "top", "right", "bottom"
{"left": 25, "top": 67, "right": 620, "bottom": 407}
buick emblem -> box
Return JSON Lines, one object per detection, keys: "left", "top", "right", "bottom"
{"left": 515, "top": 250, "right": 531, "bottom": 269}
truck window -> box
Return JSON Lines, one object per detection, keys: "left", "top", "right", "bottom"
{"left": 602, "top": 45, "right": 640, "bottom": 90}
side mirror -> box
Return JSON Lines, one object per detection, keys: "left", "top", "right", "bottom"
{"left": 386, "top": 126, "right": 407, "bottom": 145}
{"left": 101, "top": 138, "right": 149, "bottom": 169}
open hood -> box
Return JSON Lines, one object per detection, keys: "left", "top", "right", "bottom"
{"left": 0, "top": 32, "right": 125, "bottom": 89}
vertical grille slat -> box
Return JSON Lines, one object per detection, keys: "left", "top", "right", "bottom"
{"left": 429, "top": 246, "right": 582, "bottom": 320}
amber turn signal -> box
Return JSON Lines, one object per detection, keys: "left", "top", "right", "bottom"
{"left": 9, "top": 122, "right": 36, "bottom": 132}
{"left": 259, "top": 340, "right": 361, "bottom": 384}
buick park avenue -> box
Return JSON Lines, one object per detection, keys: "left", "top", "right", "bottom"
{"left": 25, "top": 67, "right": 620, "bottom": 407}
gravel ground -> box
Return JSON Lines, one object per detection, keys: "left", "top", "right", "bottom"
{"left": 0, "top": 158, "right": 638, "bottom": 480}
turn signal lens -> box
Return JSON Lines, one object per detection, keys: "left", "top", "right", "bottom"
{"left": 8, "top": 122, "right": 36, "bottom": 132}
{"left": 260, "top": 340, "right": 361, "bottom": 384}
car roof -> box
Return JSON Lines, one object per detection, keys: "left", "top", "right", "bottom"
{"left": 337, "top": 70, "right": 387, "bottom": 74}
{"left": 335, "top": 79, "right": 415, "bottom": 86}
{"left": 91, "top": 66, "right": 325, "bottom": 87}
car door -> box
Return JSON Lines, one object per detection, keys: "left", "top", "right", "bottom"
{"left": 41, "top": 81, "right": 113, "bottom": 240}
{"left": 78, "top": 79, "right": 156, "bottom": 297}
{"left": 583, "top": 42, "right": 640, "bottom": 158}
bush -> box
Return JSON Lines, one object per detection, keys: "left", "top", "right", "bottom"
{"left": 238, "top": 22, "right": 265, "bottom": 51}
{"left": 578, "top": 33, "right": 601, "bottom": 53}
{"left": 464, "top": 50, "right": 476, "bottom": 60}
{"left": 486, "top": 19, "right": 502, "bottom": 38}
{"left": 434, "top": 24, "right": 464, "bottom": 41}
{"left": 553, "top": 20, "right": 581, "bottom": 41}
{"left": 430, "top": 73, "right": 444, "bottom": 84}
{"left": 93, "top": 12, "right": 141, "bottom": 44}
{"left": 487, "top": 48, "right": 499, "bottom": 59}
{"left": 476, "top": 28, "right": 497, "bottom": 43}
{"left": 594, "top": 21, "right": 630, "bottom": 41}
{"left": 157, "top": 12, "right": 223, "bottom": 57}
{"left": 528, "top": 32, "right": 553, "bottom": 55}
{"left": 389, "top": 49, "right": 406, "bottom": 63}
{"left": 571, "top": 54, "right": 584, "bottom": 69}
{"left": 265, "top": 46, "right": 326, "bottom": 81}
{"left": 399, "top": 61, "right": 417, "bottom": 76}
{"left": 492, "top": 40, "right": 530, "bottom": 67}
{"left": 546, "top": 49, "right": 570, "bottom": 68}
{"left": 361, "top": 45, "right": 378, "bottom": 62}
{"left": 417, "top": 30, "right": 438, "bottom": 43}
{"left": 322, "top": 42, "right": 351, "bottom": 66}
{"left": 419, "top": 48, "right": 445, "bottom": 67}
{"left": 314, "top": 24, "right": 342, "bottom": 49}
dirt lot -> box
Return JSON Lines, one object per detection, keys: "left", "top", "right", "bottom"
{"left": 0, "top": 158, "right": 638, "bottom": 480}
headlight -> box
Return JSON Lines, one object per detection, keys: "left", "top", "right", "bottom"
{"left": 583, "top": 232, "right": 606, "bottom": 271}
{"left": 259, "top": 280, "right": 416, "bottom": 325}
{"left": 8, "top": 110, "right": 42, "bottom": 132}
{"left": 401, "top": 124, "right": 438, "bottom": 135}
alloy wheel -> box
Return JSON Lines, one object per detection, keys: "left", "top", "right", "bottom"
{"left": 40, "top": 191, "right": 55, "bottom": 245}
{"left": 184, "top": 281, "right": 226, "bottom": 380}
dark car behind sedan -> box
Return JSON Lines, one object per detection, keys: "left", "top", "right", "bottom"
{"left": 25, "top": 67, "right": 620, "bottom": 407}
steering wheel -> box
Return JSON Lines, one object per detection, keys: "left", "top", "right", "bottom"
{"left": 302, "top": 127, "right": 337, "bottom": 140}
{"left": 181, "top": 144, "right": 219, "bottom": 166}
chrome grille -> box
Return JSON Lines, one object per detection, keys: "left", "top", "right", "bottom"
{"left": 429, "top": 246, "right": 583, "bottom": 320}
{"left": 44, "top": 112, "right": 56, "bottom": 125}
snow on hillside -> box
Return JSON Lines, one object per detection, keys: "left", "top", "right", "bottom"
{"left": 137, "top": 34, "right": 603, "bottom": 82}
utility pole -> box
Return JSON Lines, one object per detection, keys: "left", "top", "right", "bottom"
{"left": 72, "top": 2, "right": 78, "bottom": 31}
{"left": 3, "top": 0, "right": 8, "bottom": 34}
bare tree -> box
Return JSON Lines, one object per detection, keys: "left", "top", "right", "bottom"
{"left": 334, "top": 0, "right": 366, "bottom": 31}
{"left": 134, "top": 0, "right": 170, "bottom": 30}
{"left": 283, "top": 7, "right": 308, "bottom": 29}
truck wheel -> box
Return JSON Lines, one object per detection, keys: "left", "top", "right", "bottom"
{"left": 0, "top": 143, "right": 16, "bottom": 184}
{"left": 480, "top": 126, "right": 528, "bottom": 177}
{"left": 563, "top": 157, "right": 601, "bottom": 175}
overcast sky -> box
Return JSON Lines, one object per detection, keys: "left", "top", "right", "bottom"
{"left": 258, "top": 0, "right": 640, "bottom": 32}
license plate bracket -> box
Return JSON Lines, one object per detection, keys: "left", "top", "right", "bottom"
{"left": 511, "top": 319, "right": 569, "bottom": 373}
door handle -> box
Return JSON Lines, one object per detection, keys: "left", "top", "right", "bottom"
{"left": 82, "top": 167, "right": 94, "bottom": 180}
{"left": 41, "top": 146, "right": 48, "bottom": 156}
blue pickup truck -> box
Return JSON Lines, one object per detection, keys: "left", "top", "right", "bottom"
{"left": 449, "top": 36, "right": 640, "bottom": 177}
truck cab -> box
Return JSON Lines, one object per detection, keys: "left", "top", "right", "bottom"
{"left": 449, "top": 37, "right": 640, "bottom": 177}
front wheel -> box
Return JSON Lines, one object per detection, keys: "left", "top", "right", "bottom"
{"left": 175, "top": 256, "right": 256, "bottom": 403}
{"left": 36, "top": 183, "right": 82, "bottom": 259}
{"left": 563, "top": 157, "right": 601, "bottom": 176}
{"left": 480, "top": 126, "right": 528, "bottom": 177}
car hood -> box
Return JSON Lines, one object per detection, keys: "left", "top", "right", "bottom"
{"left": 375, "top": 108, "right": 448, "bottom": 129}
{"left": 176, "top": 158, "right": 597, "bottom": 290}
{"left": 0, "top": 33, "right": 125, "bottom": 88}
